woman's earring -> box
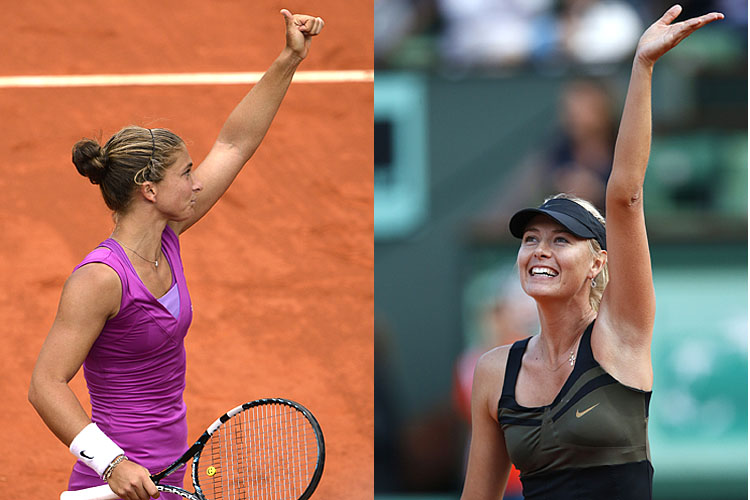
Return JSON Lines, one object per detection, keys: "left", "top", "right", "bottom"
{"left": 591, "top": 278, "right": 597, "bottom": 288}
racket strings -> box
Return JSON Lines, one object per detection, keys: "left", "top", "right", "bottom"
{"left": 198, "top": 404, "right": 320, "bottom": 500}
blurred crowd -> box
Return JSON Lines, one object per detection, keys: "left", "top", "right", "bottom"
{"left": 375, "top": 0, "right": 747, "bottom": 71}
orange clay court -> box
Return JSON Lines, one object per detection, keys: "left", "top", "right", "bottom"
{"left": 2, "top": 2, "right": 372, "bottom": 498}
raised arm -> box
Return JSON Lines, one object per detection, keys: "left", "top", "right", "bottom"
{"left": 172, "top": 10, "right": 325, "bottom": 234}
{"left": 598, "top": 6, "right": 723, "bottom": 346}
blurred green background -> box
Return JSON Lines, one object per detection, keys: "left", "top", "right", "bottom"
{"left": 374, "top": 1, "right": 747, "bottom": 498}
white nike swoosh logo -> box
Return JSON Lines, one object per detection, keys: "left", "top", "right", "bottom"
{"left": 575, "top": 403, "right": 600, "bottom": 418}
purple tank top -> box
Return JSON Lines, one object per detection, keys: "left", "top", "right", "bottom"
{"left": 68, "top": 226, "right": 192, "bottom": 494}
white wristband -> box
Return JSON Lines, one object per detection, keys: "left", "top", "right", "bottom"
{"left": 69, "top": 423, "right": 125, "bottom": 478}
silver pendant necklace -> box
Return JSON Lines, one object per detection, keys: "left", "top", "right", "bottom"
{"left": 111, "top": 237, "right": 159, "bottom": 268}
{"left": 541, "top": 334, "right": 580, "bottom": 371}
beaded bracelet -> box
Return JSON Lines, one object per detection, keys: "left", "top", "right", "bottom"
{"left": 102, "top": 454, "right": 128, "bottom": 481}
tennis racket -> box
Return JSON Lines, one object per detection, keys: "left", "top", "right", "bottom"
{"left": 60, "top": 398, "right": 325, "bottom": 500}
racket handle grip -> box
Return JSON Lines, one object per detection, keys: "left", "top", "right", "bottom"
{"left": 60, "top": 484, "right": 118, "bottom": 500}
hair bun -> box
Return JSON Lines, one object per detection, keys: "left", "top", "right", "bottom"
{"left": 72, "top": 138, "right": 107, "bottom": 184}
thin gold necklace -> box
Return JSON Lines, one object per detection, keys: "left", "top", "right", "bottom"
{"left": 111, "top": 237, "right": 159, "bottom": 268}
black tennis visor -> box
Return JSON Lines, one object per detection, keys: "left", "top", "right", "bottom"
{"left": 509, "top": 198, "right": 606, "bottom": 250}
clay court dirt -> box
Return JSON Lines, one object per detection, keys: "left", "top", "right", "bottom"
{"left": 2, "top": 1, "right": 372, "bottom": 498}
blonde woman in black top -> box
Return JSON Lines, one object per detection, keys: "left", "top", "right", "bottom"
{"left": 460, "top": 6, "right": 723, "bottom": 499}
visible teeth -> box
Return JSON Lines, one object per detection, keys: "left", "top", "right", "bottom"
{"left": 531, "top": 267, "right": 558, "bottom": 277}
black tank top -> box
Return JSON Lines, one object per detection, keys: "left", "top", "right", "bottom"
{"left": 498, "top": 322, "right": 653, "bottom": 499}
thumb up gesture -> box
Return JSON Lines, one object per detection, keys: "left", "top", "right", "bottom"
{"left": 281, "top": 9, "right": 325, "bottom": 60}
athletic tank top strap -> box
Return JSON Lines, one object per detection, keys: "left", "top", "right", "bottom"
{"left": 573, "top": 320, "right": 597, "bottom": 371}
{"left": 498, "top": 321, "right": 597, "bottom": 412}
{"left": 501, "top": 337, "right": 532, "bottom": 401}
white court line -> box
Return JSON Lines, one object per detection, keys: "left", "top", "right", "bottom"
{"left": 0, "top": 70, "right": 374, "bottom": 88}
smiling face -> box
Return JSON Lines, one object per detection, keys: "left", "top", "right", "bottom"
{"left": 152, "top": 145, "right": 202, "bottom": 221}
{"left": 517, "top": 215, "right": 604, "bottom": 304}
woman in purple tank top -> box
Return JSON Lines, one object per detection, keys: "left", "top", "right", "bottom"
{"left": 28, "top": 10, "right": 324, "bottom": 500}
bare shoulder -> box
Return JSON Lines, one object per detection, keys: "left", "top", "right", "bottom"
{"left": 34, "top": 263, "right": 122, "bottom": 384}
{"left": 473, "top": 344, "right": 514, "bottom": 420}
{"left": 475, "top": 345, "right": 512, "bottom": 382}
{"left": 62, "top": 263, "right": 122, "bottom": 318}
{"left": 66, "top": 262, "right": 121, "bottom": 294}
